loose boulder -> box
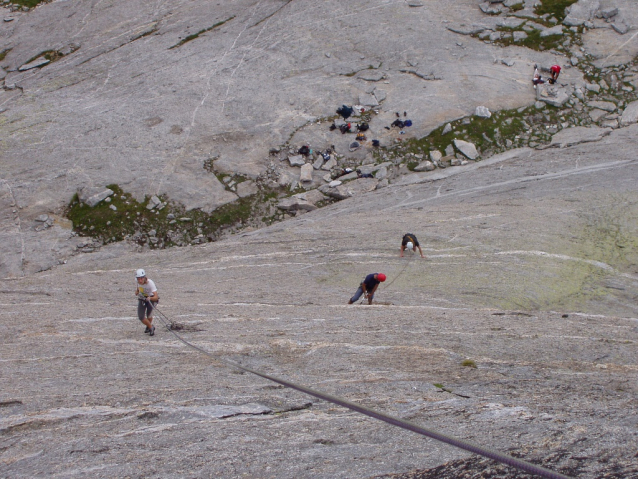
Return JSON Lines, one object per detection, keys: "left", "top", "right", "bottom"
{"left": 78, "top": 187, "right": 114, "bottom": 207}
{"left": 300, "top": 163, "right": 314, "bottom": 183}
{"left": 319, "top": 178, "right": 379, "bottom": 200}
{"left": 549, "top": 126, "right": 612, "bottom": 148}
{"left": 454, "top": 139, "right": 479, "bottom": 160}
{"left": 475, "top": 106, "right": 491, "bottom": 118}
{"left": 620, "top": 101, "right": 638, "bottom": 126}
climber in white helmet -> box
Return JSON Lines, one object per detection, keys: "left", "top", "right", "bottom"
{"left": 135, "top": 268, "right": 159, "bottom": 336}
{"left": 401, "top": 234, "right": 425, "bottom": 258}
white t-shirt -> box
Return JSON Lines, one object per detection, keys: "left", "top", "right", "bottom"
{"left": 136, "top": 279, "right": 157, "bottom": 298}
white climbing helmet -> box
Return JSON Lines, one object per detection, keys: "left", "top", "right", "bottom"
{"left": 406, "top": 241, "right": 414, "bottom": 250}
{"left": 135, "top": 268, "right": 146, "bottom": 278}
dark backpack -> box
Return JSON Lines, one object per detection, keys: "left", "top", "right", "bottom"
{"left": 336, "top": 105, "right": 353, "bottom": 119}
{"left": 357, "top": 122, "right": 369, "bottom": 132}
{"left": 298, "top": 145, "right": 310, "bottom": 156}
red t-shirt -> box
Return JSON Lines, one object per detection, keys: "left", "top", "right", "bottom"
{"left": 550, "top": 65, "right": 561, "bottom": 74}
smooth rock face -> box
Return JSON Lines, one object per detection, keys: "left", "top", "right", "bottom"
{"left": 2, "top": 127, "right": 638, "bottom": 479}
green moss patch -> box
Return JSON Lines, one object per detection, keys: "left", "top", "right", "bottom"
{"left": 66, "top": 184, "right": 282, "bottom": 249}
{"left": 534, "top": 0, "right": 579, "bottom": 22}
{"left": 9, "top": 0, "right": 45, "bottom": 8}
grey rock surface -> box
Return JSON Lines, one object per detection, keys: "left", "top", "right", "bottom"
{"left": 2, "top": 126, "right": 638, "bottom": 478}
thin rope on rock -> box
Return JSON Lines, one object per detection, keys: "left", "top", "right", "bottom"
{"left": 145, "top": 302, "right": 572, "bottom": 479}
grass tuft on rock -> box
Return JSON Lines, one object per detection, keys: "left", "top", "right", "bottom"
{"left": 461, "top": 359, "right": 477, "bottom": 368}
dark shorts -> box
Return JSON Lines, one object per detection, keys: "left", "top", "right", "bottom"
{"left": 137, "top": 299, "right": 158, "bottom": 321}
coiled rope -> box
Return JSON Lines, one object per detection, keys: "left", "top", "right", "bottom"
{"left": 147, "top": 302, "right": 571, "bottom": 479}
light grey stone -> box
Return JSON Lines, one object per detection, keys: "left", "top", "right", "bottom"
{"left": 504, "top": 0, "right": 523, "bottom": 6}
{"left": 475, "top": 106, "right": 491, "bottom": 118}
{"left": 600, "top": 119, "right": 618, "bottom": 128}
{"left": 442, "top": 123, "right": 452, "bottom": 135}
{"left": 294, "top": 189, "right": 327, "bottom": 205}
{"left": 480, "top": 2, "right": 503, "bottom": 14}
{"left": 489, "top": 31, "right": 503, "bottom": 41}
{"left": 447, "top": 24, "right": 487, "bottom": 35}
{"left": 328, "top": 180, "right": 342, "bottom": 187}
{"left": 513, "top": 31, "right": 528, "bottom": 42}
{"left": 36, "top": 214, "right": 49, "bottom": 222}
{"left": 540, "top": 25, "right": 564, "bottom": 37}
{"left": 588, "top": 109, "right": 607, "bottom": 122}
{"left": 236, "top": 181, "right": 258, "bottom": 198}
{"left": 278, "top": 171, "right": 298, "bottom": 188}
{"left": 321, "top": 158, "right": 337, "bottom": 171}
{"left": 597, "top": 7, "right": 618, "bottom": 19}
{"left": 571, "top": 56, "right": 579, "bottom": 66}
{"left": 340, "top": 172, "right": 359, "bottom": 181}
{"left": 18, "top": 57, "right": 50, "bottom": 71}
{"left": 300, "top": 163, "right": 314, "bottom": 183}
{"left": 357, "top": 70, "right": 384, "bottom": 82}
{"left": 288, "top": 155, "right": 306, "bottom": 167}
{"left": 585, "top": 83, "right": 601, "bottom": 93}
{"left": 109, "top": 204, "right": 117, "bottom": 211}
{"left": 611, "top": 21, "right": 629, "bottom": 35}
{"left": 312, "top": 157, "right": 324, "bottom": 170}
{"left": 620, "top": 100, "right": 638, "bottom": 126}
{"left": 497, "top": 17, "right": 525, "bottom": 28}
{"left": 587, "top": 101, "right": 616, "bottom": 112}
{"left": 79, "top": 187, "right": 114, "bottom": 207}
{"left": 319, "top": 177, "right": 379, "bottom": 200}
{"left": 540, "top": 89, "right": 570, "bottom": 107}
{"left": 563, "top": 0, "right": 601, "bottom": 26}
{"left": 146, "top": 195, "right": 161, "bottom": 210}
{"left": 374, "top": 166, "right": 388, "bottom": 179}
{"left": 276, "top": 197, "right": 317, "bottom": 212}
{"left": 445, "top": 144, "right": 455, "bottom": 157}
{"left": 413, "top": 161, "right": 435, "bottom": 172}
{"left": 454, "top": 139, "right": 479, "bottom": 160}
{"left": 407, "top": 0, "right": 424, "bottom": 6}
{"left": 549, "top": 126, "right": 612, "bottom": 148}
{"left": 430, "top": 151, "right": 442, "bottom": 162}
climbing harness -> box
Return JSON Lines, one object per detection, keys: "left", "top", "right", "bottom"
{"left": 144, "top": 302, "right": 571, "bottom": 479}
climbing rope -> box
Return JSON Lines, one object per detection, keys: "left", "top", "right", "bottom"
{"left": 145, "top": 302, "right": 571, "bottom": 479}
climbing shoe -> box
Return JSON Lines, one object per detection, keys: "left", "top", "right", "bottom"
{"left": 144, "top": 326, "right": 151, "bottom": 333}
{"left": 149, "top": 326, "right": 155, "bottom": 336}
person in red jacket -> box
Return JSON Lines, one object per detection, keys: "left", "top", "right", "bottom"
{"left": 549, "top": 64, "right": 561, "bottom": 84}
